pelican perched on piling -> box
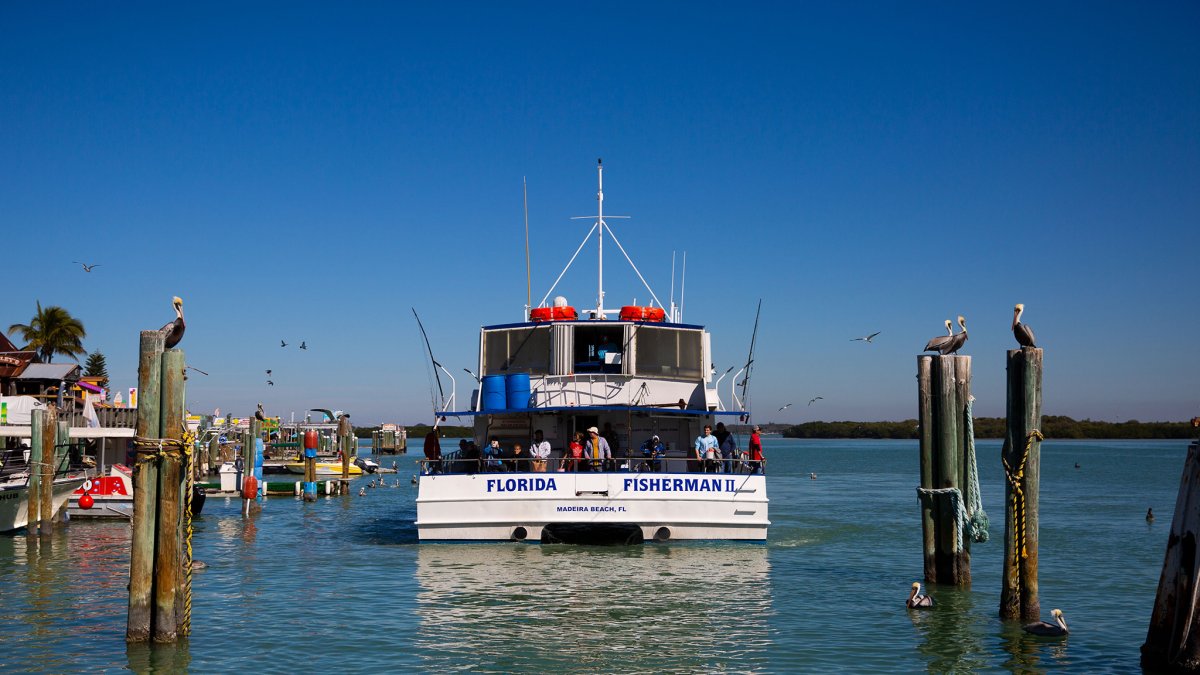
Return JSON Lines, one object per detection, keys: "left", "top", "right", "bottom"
{"left": 160, "top": 296, "right": 185, "bottom": 348}
{"left": 907, "top": 582, "right": 934, "bottom": 608}
{"left": 923, "top": 319, "right": 955, "bottom": 353}
{"left": 941, "top": 316, "right": 968, "bottom": 355}
{"left": 255, "top": 403, "right": 265, "bottom": 422}
{"left": 1023, "top": 608, "right": 1069, "bottom": 636}
{"left": 1013, "top": 304, "right": 1037, "bottom": 348}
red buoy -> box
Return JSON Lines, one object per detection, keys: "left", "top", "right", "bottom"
{"left": 79, "top": 493, "right": 94, "bottom": 510}
{"left": 303, "top": 430, "right": 318, "bottom": 450}
{"left": 242, "top": 476, "right": 258, "bottom": 500}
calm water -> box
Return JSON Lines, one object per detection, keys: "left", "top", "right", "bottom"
{"left": 0, "top": 438, "right": 1186, "bottom": 673}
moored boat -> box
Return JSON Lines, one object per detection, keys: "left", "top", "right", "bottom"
{"left": 1, "top": 473, "right": 88, "bottom": 533}
{"left": 415, "top": 161, "right": 768, "bottom": 543}
{"left": 283, "top": 461, "right": 363, "bottom": 477}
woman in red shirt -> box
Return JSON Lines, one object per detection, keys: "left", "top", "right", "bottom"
{"left": 748, "top": 425, "right": 765, "bottom": 474}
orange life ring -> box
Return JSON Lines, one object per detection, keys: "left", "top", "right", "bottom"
{"left": 619, "top": 306, "right": 666, "bottom": 322}
{"left": 530, "top": 306, "right": 578, "bottom": 322}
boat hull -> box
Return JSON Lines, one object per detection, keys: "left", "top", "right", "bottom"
{"left": 0, "top": 475, "right": 89, "bottom": 533}
{"left": 284, "top": 462, "right": 362, "bottom": 477}
{"left": 416, "top": 471, "right": 769, "bottom": 542}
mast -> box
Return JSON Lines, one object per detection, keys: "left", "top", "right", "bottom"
{"left": 596, "top": 158, "right": 605, "bottom": 318}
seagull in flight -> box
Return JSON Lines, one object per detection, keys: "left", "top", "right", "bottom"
{"left": 280, "top": 340, "right": 288, "bottom": 348}
{"left": 778, "top": 403, "right": 793, "bottom": 412}
{"left": 851, "top": 331, "right": 881, "bottom": 343}
{"left": 299, "top": 341, "right": 307, "bottom": 350}
{"left": 808, "top": 396, "right": 823, "bottom": 406}
{"left": 73, "top": 261, "right": 100, "bottom": 272}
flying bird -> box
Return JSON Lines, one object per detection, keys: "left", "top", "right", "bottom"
{"left": 923, "top": 319, "right": 955, "bottom": 353}
{"left": 851, "top": 331, "right": 881, "bottom": 343}
{"left": 778, "top": 403, "right": 793, "bottom": 412}
{"left": 299, "top": 341, "right": 308, "bottom": 350}
{"left": 73, "top": 261, "right": 100, "bottom": 272}
{"left": 1012, "top": 303, "right": 1037, "bottom": 348}
{"left": 280, "top": 340, "right": 288, "bottom": 348}
{"left": 1023, "top": 608, "right": 1069, "bottom": 636}
{"left": 808, "top": 396, "right": 823, "bottom": 406}
{"left": 160, "top": 296, "right": 185, "bottom": 348}
{"left": 255, "top": 403, "right": 265, "bottom": 422}
{"left": 906, "top": 582, "right": 934, "bottom": 609}
{"left": 265, "top": 369, "right": 272, "bottom": 376}
{"left": 266, "top": 380, "right": 274, "bottom": 386}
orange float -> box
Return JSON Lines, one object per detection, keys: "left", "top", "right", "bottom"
{"left": 530, "top": 306, "right": 578, "bottom": 322}
{"left": 619, "top": 306, "right": 666, "bottom": 322}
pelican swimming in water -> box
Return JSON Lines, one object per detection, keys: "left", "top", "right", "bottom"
{"left": 1013, "top": 303, "right": 1037, "bottom": 348}
{"left": 907, "top": 582, "right": 934, "bottom": 608}
{"left": 940, "top": 316, "right": 968, "bottom": 355}
{"left": 1147, "top": 508, "right": 1155, "bottom": 523}
{"left": 1023, "top": 608, "right": 1069, "bottom": 636}
{"left": 924, "top": 319, "right": 955, "bottom": 353}
{"left": 161, "top": 296, "right": 185, "bottom": 348}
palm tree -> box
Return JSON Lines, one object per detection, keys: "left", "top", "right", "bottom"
{"left": 8, "top": 302, "right": 87, "bottom": 363}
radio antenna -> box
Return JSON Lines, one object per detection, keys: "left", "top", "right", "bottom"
{"left": 524, "top": 176, "right": 531, "bottom": 318}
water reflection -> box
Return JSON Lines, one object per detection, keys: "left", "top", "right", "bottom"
{"left": 414, "top": 544, "right": 773, "bottom": 672}
{"left": 910, "top": 585, "right": 990, "bottom": 673}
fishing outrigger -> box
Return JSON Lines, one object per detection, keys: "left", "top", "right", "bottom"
{"left": 414, "top": 160, "right": 768, "bottom": 543}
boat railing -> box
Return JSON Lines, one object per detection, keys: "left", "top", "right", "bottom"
{"left": 534, "top": 374, "right": 631, "bottom": 408}
{"left": 414, "top": 452, "right": 764, "bottom": 476}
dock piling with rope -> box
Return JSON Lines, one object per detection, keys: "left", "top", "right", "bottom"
{"left": 999, "top": 346, "right": 1043, "bottom": 621}
{"left": 916, "top": 354, "right": 981, "bottom": 585}
{"left": 126, "top": 332, "right": 194, "bottom": 643}
{"left": 1142, "top": 439, "right": 1200, "bottom": 671}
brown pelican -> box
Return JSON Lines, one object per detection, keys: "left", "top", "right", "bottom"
{"left": 907, "top": 581, "right": 934, "bottom": 608}
{"left": 73, "top": 261, "right": 100, "bottom": 272}
{"left": 941, "top": 316, "right": 968, "bottom": 355}
{"left": 1147, "top": 508, "right": 1154, "bottom": 523}
{"left": 924, "top": 319, "right": 954, "bottom": 353}
{"left": 1023, "top": 608, "right": 1068, "bottom": 636}
{"left": 280, "top": 340, "right": 288, "bottom": 347}
{"left": 1013, "top": 304, "right": 1036, "bottom": 348}
{"left": 255, "top": 403, "right": 265, "bottom": 422}
{"left": 851, "top": 331, "right": 881, "bottom": 343}
{"left": 160, "top": 296, "right": 185, "bottom": 348}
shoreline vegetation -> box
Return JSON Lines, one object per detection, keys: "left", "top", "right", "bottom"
{"left": 775, "top": 416, "right": 1197, "bottom": 440}
{"left": 358, "top": 418, "right": 1197, "bottom": 441}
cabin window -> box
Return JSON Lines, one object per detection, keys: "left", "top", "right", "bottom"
{"left": 482, "top": 327, "right": 552, "bottom": 375}
{"left": 633, "top": 326, "right": 702, "bottom": 380}
{"left": 572, "top": 326, "right": 624, "bottom": 374}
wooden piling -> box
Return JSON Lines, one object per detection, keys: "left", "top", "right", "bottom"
{"left": 341, "top": 433, "right": 352, "bottom": 480}
{"left": 1143, "top": 440, "right": 1200, "bottom": 671}
{"left": 27, "top": 408, "right": 43, "bottom": 537}
{"left": 54, "top": 418, "right": 69, "bottom": 523}
{"left": 127, "top": 331, "right": 164, "bottom": 643}
{"left": 152, "top": 349, "right": 185, "bottom": 642}
{"left": 37, "top": 405, "right": 57, "bottom": 534}
{"left": 999, "top": 347, "right": 1043, "bottom": 620}
{"left": 917, "top": 356, "right": 936, "bottom": 581}
{"left": 915, "top": 355, "right": 971, "bottom": 585}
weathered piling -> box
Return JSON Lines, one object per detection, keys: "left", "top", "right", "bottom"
{"left": 1143, "top": 440, "right": 1200, "bottom": 671}
{"left": 54, "top": 418, "right": 69, "bottom": 523}
{"left": 916, "top": 355, "right": 972, "bottom": 585}
{"left": 341, "top": 433, "right": 352, "bottom": 480}
{"left": 128, "top": 330, "right": 164, "bottom": 643}
{"left": 999, "top": 347, "right": 1043, "bottom": 620}
{"left": 208, "top": 434, "right": 219, "bottom": 475}
{"left": 37, "top": 406, "right": 58, "bottom": 533}
{"left": 26, "top": 408, "right": 43, "bottom": 537}
{"left": 153, "top": 349, "right": 185, "bottom": 642}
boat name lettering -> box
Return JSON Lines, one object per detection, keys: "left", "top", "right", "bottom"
{"left": 555, "top": 505, "right": 626, "bottom": 512}
{"left": 485, "top": 477, "right": 558, "bottom": 493}
{"left": 0, "top": 491, "right": 20, "bottom": 501}
{"left": 622, "top": 477, "right": 736, "bottom": 493}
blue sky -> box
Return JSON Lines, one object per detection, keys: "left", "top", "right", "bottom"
{"left": 3, "top": 2, "right": 1197, "bottom": 425}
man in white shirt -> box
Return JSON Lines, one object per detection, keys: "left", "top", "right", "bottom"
{"left": 530, "top": 429, "right": 552, "bottom": 473}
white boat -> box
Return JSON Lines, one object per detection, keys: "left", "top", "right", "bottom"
{"left": 283, "top": 461, "right": 363, "bottom": 477}
{"left": 66, "top": 464, "right": 134, "bottom": 519}
{"left": 415, "top": 161, "right": 768, "bottom": 543}
{"left": 1, "top": 472, "right": 89, "bottom": 533}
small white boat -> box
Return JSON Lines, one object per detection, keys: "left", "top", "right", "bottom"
{"left": 354, "top": 457, "right": 381, "bottom": 473}
{"left": 1, "top": 473, "right": 89, "bottom": 533}
{"left": 283, "top": 461, "right": 363, "bottom": 477}
{"left": 67, "top": 464, "right": 134, "bottom": 519}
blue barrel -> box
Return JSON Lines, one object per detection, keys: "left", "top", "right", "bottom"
{"left": 481, "top": 375, "right": 507, "bottom": 411}
{"left": 506, "top": 372, "right": 531, "bottom": 410}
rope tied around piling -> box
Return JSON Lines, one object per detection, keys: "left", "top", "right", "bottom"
{"left": 964, "top": 398, "right": 989, "bottom": 543}
{"left": 1003, "top": 429, "right": 1043, "bottom": 561}
{"left": 916, "top": 486, "right": 966, "bottom": 552}
{"left": 181, "top": 427, "right": 194, "bottom": 636}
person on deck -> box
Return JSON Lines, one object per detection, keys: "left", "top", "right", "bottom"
{"left": 561, "top": 432, "right": 585, "bottom": 472}
{"left": 484, "top": 437, "right": 505, "bottom": 472}
{"left": 530, "top": 429, "right": 551, "bottom": 473}
{"left": 640, "top": 434, "right": 665, "bottom": 472}
{"left": 715, "top": 422, "right": 737, "bottom": 474}
{"left": 506, "top": 442, "right": 530, "bottom": 472}
{"left": 423, "top": 425, "right": 442, "bottom": 474}
{"left": 748, "top": 425, "right": 765, "bottom": 474}
{"left": 694, "top": 425, "right": 719, "bottom": 473}
{"left": 585, "top": 426, "right": 611, "bottom": 472}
